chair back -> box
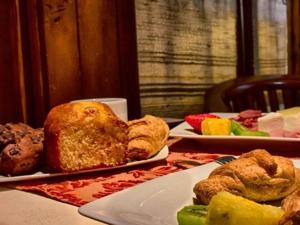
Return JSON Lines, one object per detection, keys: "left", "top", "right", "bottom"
{"left": 222, "top": 75, "right": 300, "bottom": 112}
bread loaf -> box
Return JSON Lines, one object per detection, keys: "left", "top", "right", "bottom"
{"left": 44, "top": 101, "right": 128, "bottom": 172}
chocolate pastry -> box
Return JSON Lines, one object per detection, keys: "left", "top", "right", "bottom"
{"left": 0, "top": 124, "right": 15, "bottom": 150}
{"left": 0, "top": 123, "right": 44, "bottom": 176}
{"left": 0, "top": 123, "right": 35, "bottom": 150}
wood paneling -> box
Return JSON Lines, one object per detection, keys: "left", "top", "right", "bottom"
{"left": 77, "top": 0, "right": 121, "bottom": 97}
{"left": 25, "top": 0, "right": 47, "bottom": 126}
{"left": 0, "top": 0, "right": 141, "bottom": 126}
{"left": 41, "top": 0, "right": 82, "bottom": 106}
{"left": 0, "top": 0, "right": 24, "bottom": 123}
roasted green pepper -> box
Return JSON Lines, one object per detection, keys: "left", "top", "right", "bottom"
{"left": 231, "top": 120, "right": 269, "bottom": 137}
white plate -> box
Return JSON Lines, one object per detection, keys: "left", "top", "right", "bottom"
{"left": 170, "top": 121, "right": 300, "bottom": 142}
{"left": 0, "top": 145, "right": 169, "bottom": 183}
{"left": 169, "top": 113, "right": 300, "bottom": 155}
{"left": 79, "top": 159, "right": 300, "bottom": 225}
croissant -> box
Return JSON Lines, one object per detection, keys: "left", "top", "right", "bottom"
{"left": 126, "top": 115, "right": 169, "bottom": 160}
{"left": 279, "top": 184, "right": 300, "bottom": 225}
{"left": 193, "top": 149, "right": 299, "bottom": 205}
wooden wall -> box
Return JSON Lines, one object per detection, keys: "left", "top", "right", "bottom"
{"left": 0, "top": 0, "right": 25, "bottom": 124}
{"left": 0, "top": 0, "right": 140, "bottom": 127}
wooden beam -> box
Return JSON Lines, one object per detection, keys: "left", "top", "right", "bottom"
{"left": 236, "top": 0, "right": 254, "bottom": 77}
{"left": 287, "top": 0, "right": 300, "bottom": 74}
{"left": 116, "top": 0, "right": 141, "bottom": 119}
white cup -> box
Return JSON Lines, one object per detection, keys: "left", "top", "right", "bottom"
{"left": 71, "top": 98, "right": 128, "bottom": 121}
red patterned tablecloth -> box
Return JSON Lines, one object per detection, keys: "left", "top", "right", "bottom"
{"left": 7, "top": 138, "right": 225, "bottom": 206}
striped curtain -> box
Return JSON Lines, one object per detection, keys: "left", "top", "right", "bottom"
{"left": 135, "top": 0, "right": 237, "bottom": 118}
{"left": 253, "top": 0, "right": 287, "bottom": 75}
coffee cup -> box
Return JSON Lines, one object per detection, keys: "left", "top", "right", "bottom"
{"left": 71, "top": 98, "right": 128, "bottom": 121}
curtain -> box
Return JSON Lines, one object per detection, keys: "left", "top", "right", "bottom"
{"left": 135, "top": 0, "right": 237, "bottom": 118}
{"left": 253, "top": 0, "right": 287, "bottom": 75}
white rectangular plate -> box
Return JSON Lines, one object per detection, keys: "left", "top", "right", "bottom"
{"left": 78, "top": 159, "right": 300, "bottom": 225}
{"left": 170, "top": 121, "right": 300, "bottom": 142}
{"left": 0, "top": 146, "right": 169, "bottom": 183}
{"left": 169, "top": 113, "right": 300, "bottom": 154}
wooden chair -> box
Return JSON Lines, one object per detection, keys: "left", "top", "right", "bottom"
{"left": 222, "top": 75, "right": 300, "bottom": 112}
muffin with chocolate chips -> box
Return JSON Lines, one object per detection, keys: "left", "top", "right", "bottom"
{"left": 0, "top": 123, "right": 44, "bottom": 176}
{"left": 0, "top": 124, "right": 16, "bottom": 150}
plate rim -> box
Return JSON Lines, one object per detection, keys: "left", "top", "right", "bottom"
{"left": 78, "top": 161, "right": 220, "bottom": 225}
{"left": 0, "top": 145, "right": 169, "bottom": 183}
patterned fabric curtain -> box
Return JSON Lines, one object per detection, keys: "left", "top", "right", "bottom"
{"left": 135, "top": 0, "right": 287, "bottom": 118}
{"left": 253, "top": 0, "right": 287, "bottom": 75}
{"left": 135, "top": 0, "right": 237, "bottom": 118}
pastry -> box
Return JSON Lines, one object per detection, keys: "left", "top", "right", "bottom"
{"left": 0, "top": 123, "right": 44, "bottom": 176}
{"left": 44, "top": 101, "right": 128, "bottom": 172}
{"left": 0, "top": 124, "right": 15, "bottom": 150}
{"left": 193, "top": 149, "right": 299, "bottom": 204}
{"left": 127, "top": 115, "right": 169, "bottom": 160}
{"left": 279, "top": 186, "right": 300, "bottom": 225}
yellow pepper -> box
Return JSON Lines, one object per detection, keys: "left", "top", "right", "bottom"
{"left": 201, "top": 118, "right": 231, "bottom": 135}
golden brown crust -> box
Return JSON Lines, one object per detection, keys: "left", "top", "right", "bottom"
{"left": 44, "top": 101, "right": 128, "bottom": 172}
{"left": 279, "top": 169, "right": 300, "bottom": 225}
{"left": 193, "top": 149, "right": 298, "bottom": 204}
{"left": 127, "top": 115, "right": 169, "bottom": 160}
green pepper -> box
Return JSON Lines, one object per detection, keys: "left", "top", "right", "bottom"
{"left": 177, "top": 205, "right": 207, "bottom": 225}
{"left": 231, "top": 120, "right": 269, "bottom": 137}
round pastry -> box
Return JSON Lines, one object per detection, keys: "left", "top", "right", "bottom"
{"left": 0, "top": 123, "right": 44, "bottom": 176}
{"left": 0, "top": 124, "right": 15, "bottom": 150}
{"left": 44, "top": 101, "right": 128, "bottom": 172}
